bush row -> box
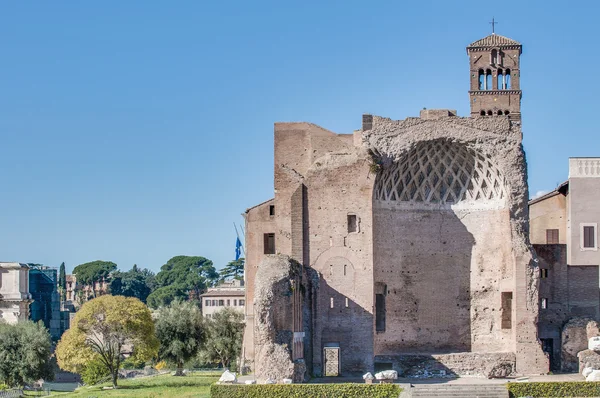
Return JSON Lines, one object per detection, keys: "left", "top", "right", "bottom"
{"left": 507, "top": 381, "right": 600, "bottom": 397}
{"left": 211, "top": 383, "right": 402, "bottom": 398}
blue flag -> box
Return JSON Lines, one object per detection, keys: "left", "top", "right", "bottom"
{"left": 235, "top": 237, "right": 242, "bottom": 260}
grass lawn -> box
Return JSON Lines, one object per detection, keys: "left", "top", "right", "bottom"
{"left": 49, "top": 372, "right": 221, "bottom": 398}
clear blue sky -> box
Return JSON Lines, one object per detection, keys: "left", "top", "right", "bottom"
{"left": 1, "top": 1, "right": 598, "bottom": 274}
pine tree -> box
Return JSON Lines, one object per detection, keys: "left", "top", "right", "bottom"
{"left": 58, "top": 262, "right": 67, "bottom": 301}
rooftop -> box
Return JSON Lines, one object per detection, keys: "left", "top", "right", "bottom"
{"left": 467, "top": 33, "right": 521, "bottom": 49}
{"left": 201, "top": 290, "right": 245, "bottom": 297}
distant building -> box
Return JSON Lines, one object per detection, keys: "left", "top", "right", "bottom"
{"left": 0, "top": 262, "right": 31, "bottom": 324}
{"left": 65, "top": 274, "right": 78, "bottom": 302}
{"left": 29, "top": 266, "right": 70, "bottom": 340}
{"left": 64, "top": 274, "right": 109, "bottom": 306}
{"left": 530, "top": 157, "right": 600, "bottom": 370}
{"left": 201, "top": 279, "right": 245, "bottom": 318}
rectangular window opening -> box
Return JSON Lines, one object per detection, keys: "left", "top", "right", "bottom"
{"left": 234, "top": 299, "right": 237, "bottom": 306}
{"left": 347, "top": 214, "right": 357, "bottom": 233}
{"left": 584, "top": 226, "right": 596, "bottom": 248}
{"left": 375, "top": 294, "right": 386, "bottom": 332}
{"left": 227, "top": 299, "right": 230, "bottom": 306}
{"left": 239, "top": 299, "right": 245, "bottom": 306}
{"left": 344, "top": 264, "right": 347, "bottom": 276}
{"left": 540, "top": 268, "right": 549, "bottom": 279}
{"left": 264, "top": 233, "right": 275, "bottom": 254}
{"left": 269, "top": 205, "right": 275, "bottom": 216}
{"left": 501, "top": 292, "right": 512, "bottom": 329}
{"left": 546, "top": 229, "right": 559, "bottom": 244}
{"left": 205, "top": 300, "right": 210, "bottom": 307}
{"left": 219, "top": 300, "right": 224, "bottom": 306}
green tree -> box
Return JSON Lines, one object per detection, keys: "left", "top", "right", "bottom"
{"left": 72, "top": 260, "right": 117, "bottom": 299}
{"left": 202, "top": 308, "right": 244, "bottom": 369}
{"left": 146, "top": 256, "right": 218, "bottom": 309}
{"left": 219, "top": 258, "right": 244, "bottom": 281}
{"left": 58, "top": 262, "right": 67, "bottom": 301}
{"left": 0, "top": 321, "right": 53, "bottom": 387}
{"left": 154, "top": 301, "right": 204, "bottom": 376}
{"left": 55, "top": 295, "right": 159, "bottom": 388}
{"left": 109, "top": 264, "right": 155, "bottom": 303}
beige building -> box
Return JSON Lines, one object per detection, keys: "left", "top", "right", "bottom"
{"left": 201, "top": 279, "right": 245, "bottom": 318}
{"left": 530, "top": 157, "right": 600, "bottom": 370}
{"left": 0, "top": 262, "right": 31, "bottom": 324}
{"left": 242, "top": 32, "right": 550, "bottom": 380}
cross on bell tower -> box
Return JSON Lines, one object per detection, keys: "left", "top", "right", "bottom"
{"left": 466, "top": 28, "right": 522, "bottom": 121}
{"left": 489, "top": 18, "right": 498, "bottom": 34}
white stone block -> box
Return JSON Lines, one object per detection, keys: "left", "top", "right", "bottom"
{"left": 586, "top": 369, "right": 600, "bottom": 382}
{"left": 589, "top": 337, "right": 600, "bottom": 351}
{"left": 375, "top": 370, "right": 398, "bottom": 380}
{"left": 363, "top": 372, "right": 374, "bottom": 380}
{"left": 282, "top": 378, "right": 292, "bottom": 384}
{"left": 583, "top": 367, "right": 594, "bottom": 378}
{"left": 218, "top": 370, "right": 237, "bottom": 383}
{"left": 245, "top": 380, "right": 256, "bottom": 385}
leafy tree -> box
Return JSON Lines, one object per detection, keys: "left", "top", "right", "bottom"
{"left": 55, "top": 295, "right": 159, "bottom": 388}
{"left": 219, "top": 258, "right": 244, "bottom": 281}
{"left": 146, "top": 256, "right": 218, "bottom": 309}
{"left": 72, "top": 260, "right": 117, "bottom": 299}
{"left": 58, "top": 262, "right": 67, "bottom": 301}
{"left": 80, "top": 358, "right": 110, "bottom": 385}
{"left": 154, "top": 300, "right": 205, "bottom": 376}
{"left": 109, "top": 265, "right": 155, "bottom": 303}
{"left": 0, "top": 321, "right": 53, "bottom": 387}
{"left": 146, "top": 285, "right": 186, "bottom": 309}
{"left": 202, "top": 307, "right": 244, "bottom": 369}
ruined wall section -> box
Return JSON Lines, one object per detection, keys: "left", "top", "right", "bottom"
{"left": 305, "top": 149, "right": 375, "bottom": 375}
{"left": 253, "top": 255, "right": 313, "bottom": 383}
{"left": 274, "top": 122, "right": 374, "bottom": 376}
{"left": 242, "top": 199, "right": 275, "bottom": 365}
{"left": 366, "top": 115, "right": 549, "bottom": 374}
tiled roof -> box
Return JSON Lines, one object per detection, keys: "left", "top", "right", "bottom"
{"left": 200, "top": 290, "right": 245, "bottom": 297}
{"left": 468, "top": 34, "right": 521, "bottom": 48}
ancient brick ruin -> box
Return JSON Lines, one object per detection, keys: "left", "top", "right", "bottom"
{"left": 241, "top": 32, "right": 550, "bottom": 380}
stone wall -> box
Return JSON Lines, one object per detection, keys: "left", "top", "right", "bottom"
{"left": 375, "top": 352, "right": 516, "bottom": 378}
{"left": 242, "top": 199, "right": 275, "bottom": 365}
{"left": 252, "top": 255, "right": 313, "bottom": 383}
{"left": 366, "top": 114, "right": 548, "bottom": 374}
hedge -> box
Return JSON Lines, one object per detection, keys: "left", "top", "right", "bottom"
{"left": 210, "top": 383, "right": 402, "bottom": 398}
{"left": 507, "top": 381, "right": 600, "bottom": 397}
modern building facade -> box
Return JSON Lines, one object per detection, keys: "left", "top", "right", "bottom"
{"left": 530, "top": 157, "right": 600, "bottom": 370}
{"left": 29, "top": 266, "right": 70, "bottom": 340}
{"left": 201, "top": 279, "right": 245, "bottom": 318}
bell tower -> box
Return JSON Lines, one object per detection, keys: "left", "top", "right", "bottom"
{"left": 467, "top": 31, "right": 522, "bottom": 120}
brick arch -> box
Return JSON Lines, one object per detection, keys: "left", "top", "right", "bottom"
{"left": 312, "top": 246, "right": 360, "bottom": 274}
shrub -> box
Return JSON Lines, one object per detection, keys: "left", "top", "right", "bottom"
{"left": 121, "top": 357, "right": 146, "bottom": 370}
{"left": 210, "top": 383, "right": 402, "bottom": 398}
{"left": 155, "top": 361, "right": 167, "bottom": 371}
{"left": 507, "top": 381, "right": 600, "bottom": 397}
{"left": 81, "top": 359, "right": 111, "bottom": 385}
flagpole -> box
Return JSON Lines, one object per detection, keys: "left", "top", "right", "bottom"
{"left": 233, "top": 222, "right": 246, "bottom": 257}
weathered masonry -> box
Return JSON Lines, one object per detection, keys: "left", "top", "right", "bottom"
{"left": 242, "top": 32, "right": 550, "bottom": 381}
